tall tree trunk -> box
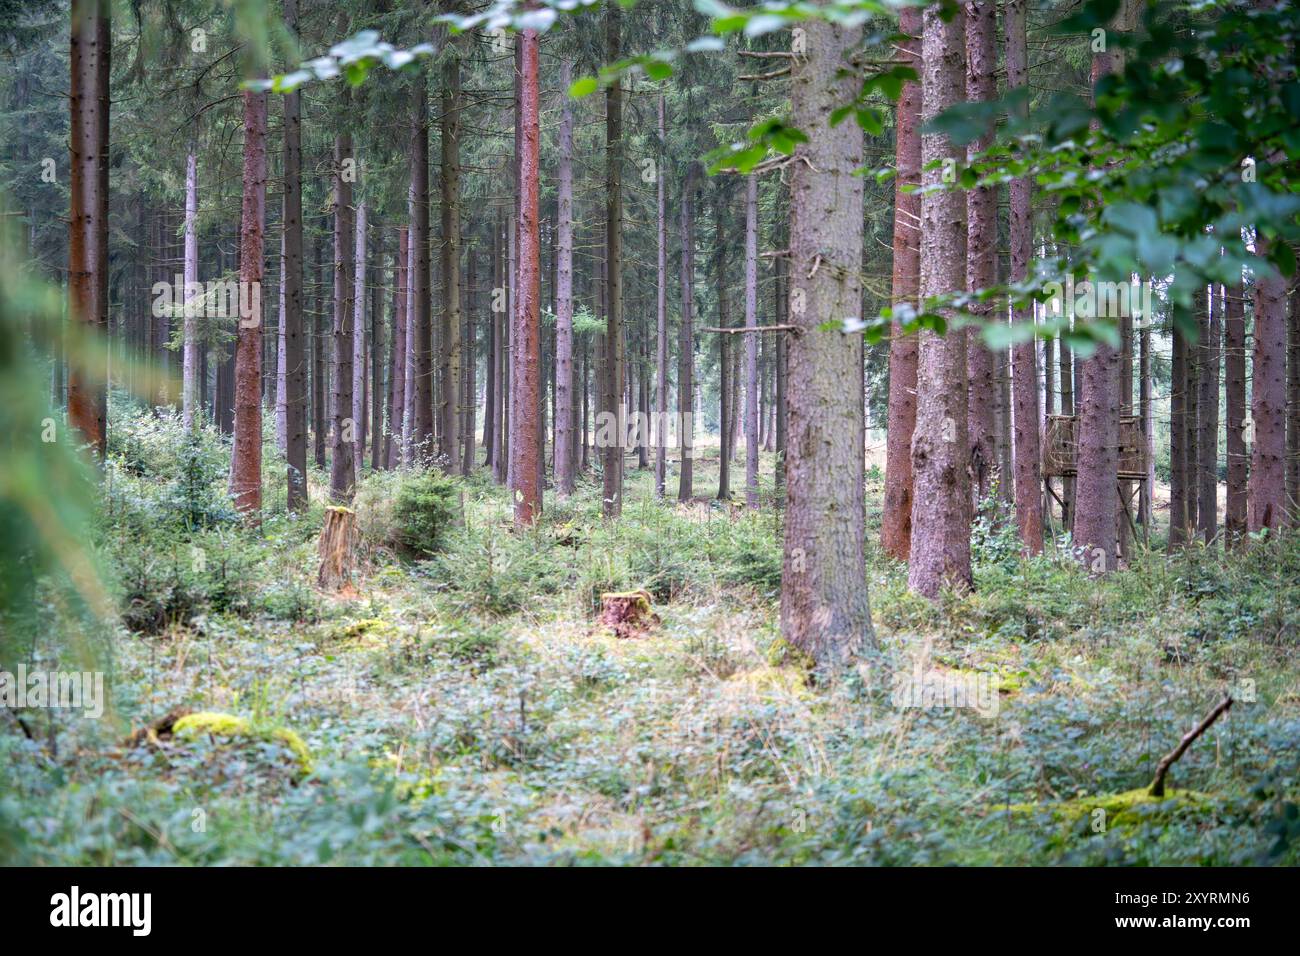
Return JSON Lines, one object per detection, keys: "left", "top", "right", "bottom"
{"left": 964, "top": 0, "right": 997, "bottom": 504}
{"left": 909, "top": 7, "right": 972, "bottom": 597}
{"left": 554, "top": 61, "right": 577, "bottom": 497}
{"left": 638, "top": 318, "right": 650, "bottom": 468}
{"left": 1043, "top": 333, "right": 1056, "bottom": 420}
{"left": 1287, "top": 274, "right": 1300, "bottom": 522}
{"left": 182, "top": 150, "right": 200, "bottom": 429}
{"left": 881, "top": 5, "right": 921, "bottom": 560}
{"left": 509, "top": 21, "right": 542, "bottom": 525}
{"left": 1007, "top": 0, "right": 1042, "bottom": 552}
{"left": 67, "top": 0, "right": 107, "bottom": 456}
{"left": 230, "top": 86, "right": 268, "bottom": 518}
{"left": 493, "top": 210, "right": 507, "bottom": 481}
{"left": 1169, "top": 317, "right": 1189, "bottom": 548}
{"left": 329, "top": 107, "right": 356, "bottom": 502}
{"left": 581, "top": 335, "right": 590, "bottom": 473}
{"left": 313, "top": 231, "right": 326, "bottom": 468}
{"left": 408, "top": 85, "right": 434, "bottom": 463}
{"left": 440, "top": 55, "right": 462, "bottom": 467}
{"left": 1058, "top": 317, "right": 1075, "bottom": 526}
{"left": 92, "top": 0, "right": 109, "bottom": 435}
{"left": 483, "top": 219, "right": 497, "bottom": 469}
{"left": 403, "top": 187, "right": 417, "bottom": 463}
{"left": 352, "top": 202, "right": 368, "bottom": 471}
{"left": 371, "top": 231, "right": 384, "bottom": 473}
{"left": 1072, "top": 15, "right": 1123, "bottom": 572}
{"left": 1198, "top": 283, "right": 1221, "bottom": 542}
{"left": 719, "top": 342, "right": 731, "bottom": 494}
{"left": 1185, "top": 289, "right": 1201, "bottom": 533}
{"left": 653, "top": 95, "right": 669, "bottom": 498}
{"left": 463, "top": 241, "right": 476, "bottom": 475}
{"left": 67, "top": 0, "right": 87, "bottom": 425}
{"left": 500, "top": 208, "right": 512, "bottom": 484}
{"left": 1118, "top": 295, "right": 1134, "bottom": 557}
{"left": 601, "top": 5, "right": 624, "bottom": 518}
{"left": 1250, "top": 245, "right": 1288, "bottom": 532}
{"left": 743, "top": 173, "right": 760, "bottom": 509}
{"left": 275, "top": 233, "right": 288, "bottom": 452}
{"left": 283, "top": 0, "right": 306, "bottom": 508}
{"left": 677, "top": 163, "right": 699, "bottom": 502}
{"left": 716, "top": 194, "right": 731, "bottom": 501}
{"left": 1139, "top": 314, "right": 1153, "bottom": 527}
{"left": 387, "top": 227, "right": 409, "bottom": 469}
{"left": 774, "top": 222, "right": 787, "bottom": 498}
{"left": 410, "top": 77, "right": 434, "bottom": 462}
{"left": 1224, "top": 281, "right": 1247, "bottom": 543}
{"left": 782, "top": 18, "right": 876, "bottom": 663}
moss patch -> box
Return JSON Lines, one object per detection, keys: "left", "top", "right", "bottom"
{"left": 765, "top": 637, "right": 816, "bottom": 673}
{"left": 172, "top": 711, "right": 314, "bottom": 774}
{"left": 723, "top": 665, "right": 811, "bottom": 701}
{"left": 1003, "top": 787, "right": 1212, "bottom": 828}
{"left": 332, "top": 617, "right": 398, "bottom": 647}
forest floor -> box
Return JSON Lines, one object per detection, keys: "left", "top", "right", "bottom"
{"left": 3, "top": 401, "right": 1298, "bottom": 865}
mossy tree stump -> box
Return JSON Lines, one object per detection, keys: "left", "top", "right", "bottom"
{"left": 597, "top": 589, "right": 659, "bottom": 639}
{"left": 317, "top": 506, "right": 358, "bottom": 591}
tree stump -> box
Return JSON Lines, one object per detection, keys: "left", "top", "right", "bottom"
{"left": 597, "top": 589, "right": 659, "bottom": 639}
{"left": 317, "top": 506, "right": 358, "bottom": 591}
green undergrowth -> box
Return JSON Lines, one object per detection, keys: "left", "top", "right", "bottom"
{"left": 3, "top": 402, "right": 1298, "bottom": 866}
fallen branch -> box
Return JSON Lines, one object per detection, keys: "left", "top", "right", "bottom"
{"left": 702, "top": 324, "right": 801, "bottom": 335}
{"left": 1148, "top": 695, "right": 1233, "bottom": 797}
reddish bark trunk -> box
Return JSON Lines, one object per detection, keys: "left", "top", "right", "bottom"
{"left": 509, "top": 23, "right": 542, "bottom": 525}
{"left": 1007, "top": 0, "right": 1042, "bottom": 553}
{"left": 964, "top": 0, "right": 997, "bottom": 504}
{"left": 1169, "top": 319, "right": 1189, "bottom": 548}
{"left": 66, "top": 0, "right": 106, "bottom": 456}
{"left": 1198, "top": 283, "right": 1221, "bottom": 542}
{"left": 230, "top": 87, "right": 268, "bottom": 519}
{"left": 1072, "top": 9, "right": 1123, "bottom": 571}
{"left": 881, "top": 5, "right": 922, "bottom": 561}
{"left": 908, "top": 6, "right": 972, "bottom": 598}
{"left": 283, "top": 0, "right": 307, "bottom": 508}
{"left": 1250, "top": 249, "right": 1288, "bottom": 532}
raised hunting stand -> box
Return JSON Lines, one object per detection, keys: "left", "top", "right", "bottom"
{"left": 1042, "top": 415, "right": 1151, "bottom": 548}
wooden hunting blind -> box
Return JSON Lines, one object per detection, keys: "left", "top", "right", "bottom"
{"left": 1042, "top": 415, "right": 1149, "bottom": 480}
{"left": 1042, "top": 414, "right": 1151, "bottom": 546}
